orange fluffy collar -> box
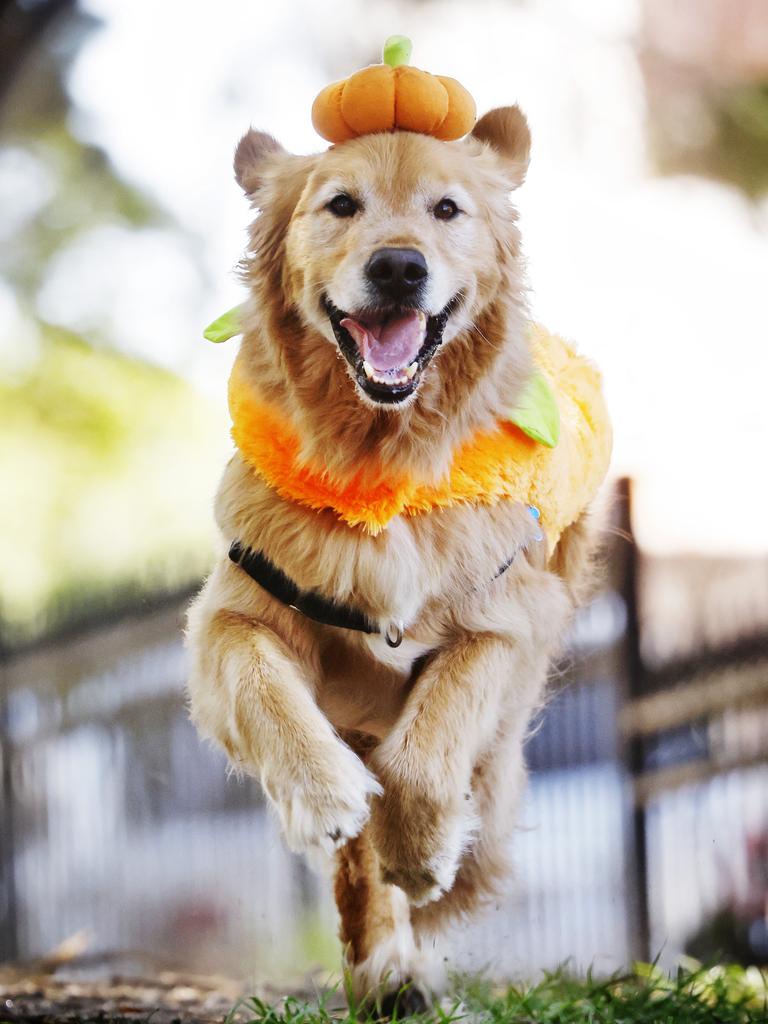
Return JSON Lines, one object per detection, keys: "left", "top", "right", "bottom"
{"left": 228, "top": 325, "right": 612, "bottom": 552}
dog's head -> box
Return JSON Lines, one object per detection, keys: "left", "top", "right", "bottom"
{"left": 235, "top": 107, "right": 530, "bottom": 420}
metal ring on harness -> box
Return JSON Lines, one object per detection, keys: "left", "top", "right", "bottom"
{"left": 384, "top": 619, "right": 404, "bottom": 648}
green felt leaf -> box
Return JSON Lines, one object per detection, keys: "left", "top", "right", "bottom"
{"left": 383, "top": 35, "right": 412, "bottom": 68}
{"left": 507, "top": 372, "right": 560, "bottom": 447}
{"left": 203, "top": 304, "right": 245, "bottom": 344}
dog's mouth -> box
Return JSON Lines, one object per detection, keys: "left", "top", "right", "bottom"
{"left": 323, "top": 296, "right": 460, "bottom": 405}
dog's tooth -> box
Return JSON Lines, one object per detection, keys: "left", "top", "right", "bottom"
{"left": 418, "top": 311, "right": 426, "bottom": 324}
{"left": 362, "top": 360, "right": 374, "bottom": 380}
{"left": 405, "top": 362, "right": 418, "bottom": 379}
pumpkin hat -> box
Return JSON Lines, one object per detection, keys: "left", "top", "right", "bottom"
{"left": 311, "top": 35, "right": 476, "bottom": 144}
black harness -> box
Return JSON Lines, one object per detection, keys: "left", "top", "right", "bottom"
{"left": 229, "top": 540, "right": 380, "bottom": 637}
{"left": 228, "top": 517, "right": 539, "bottom": 649}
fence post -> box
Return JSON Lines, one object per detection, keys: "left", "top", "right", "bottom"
{"left": 617, "top": 477, "right": 651, "bottom": 961}
{"left": 0, "top": 628, "right": 19, "bottom": 962}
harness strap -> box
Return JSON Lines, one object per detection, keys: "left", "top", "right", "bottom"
{"left": 228, "top": 509, "right": 541, "bottom": 648}
{"left": 229, "top": 541, "right": 378, "bottom": 637}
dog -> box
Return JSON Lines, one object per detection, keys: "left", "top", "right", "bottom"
{"left": 186, "top": 104, "right": 608, "bottom": 1013}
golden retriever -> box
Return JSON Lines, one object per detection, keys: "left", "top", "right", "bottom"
{"left": 186, "top": 105, "right": 603, "bottom": 1014}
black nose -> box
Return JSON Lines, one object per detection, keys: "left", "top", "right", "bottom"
{"left": 366, "top": 247, "right": 428, "bottom": 301}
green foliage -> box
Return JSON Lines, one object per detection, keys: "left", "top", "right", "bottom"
{"left": 0, "top": 8, "right": 215, "bottom": 647}
{"left": 714, "top": 84, "right": 768, "bottom": 198}
{"left": 0, "top": 122, "right": 162, "bottom": 307}
{"left": 0, "top": 8, "right": 162, "bottom": 309}
{"left": 228, "top": 985, "right": 462, "bottom": 1024}
{"left": 229, "top": 964, "right": 768, "bottom": 1024}
{"left": 460, "top": 962, "right": 768, "bottom": 1023}
{"left": 651, "top": 81, "right": 768, "bottom": 199}
{"left": 0, "top": 325, "right": 225, "bottom": 644}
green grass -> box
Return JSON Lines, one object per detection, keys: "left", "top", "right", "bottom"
{"left": 230, "top": 963, "right": 768, "bottom": 1024}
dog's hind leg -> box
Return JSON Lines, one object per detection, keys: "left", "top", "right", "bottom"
{"left": 334, "top": 824, "right": 444, "bottom": 1015}
{"left": 409, "top": 707, "right": 529, "bottom": 938}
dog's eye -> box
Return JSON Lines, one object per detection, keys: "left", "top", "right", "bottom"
{"left": 433, "top": 198, "right": 459, "bottom": 221}
{"left": 326, "top": 193, "right": 358, "bottom": 218}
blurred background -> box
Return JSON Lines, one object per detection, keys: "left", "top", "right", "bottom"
{"left": 1, "top": 0, "right": 767, "bottom": 991}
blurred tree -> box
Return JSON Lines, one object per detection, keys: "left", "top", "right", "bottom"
{"left": 645, "top": 77, "right": 768, "bottom": 198}
{"left": 0, "top": 0, "right": 75, "bottom": 104}
{"left": 640, "top": 0, "right": 768, "bottom": 198}
{"left": 0, "top": 0, "right": 163, "bottom": 313}
{"left": 0, "top": 324, "right": 221, "bottom": 646}
{"left": 0, "top": 1, "right": 220, "bottom": 646}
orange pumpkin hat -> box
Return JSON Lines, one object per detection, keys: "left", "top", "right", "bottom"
{"left": 311, "top": 35, "right": 476, "bottom": 144}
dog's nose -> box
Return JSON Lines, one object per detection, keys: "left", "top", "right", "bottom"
{"left": 366, "top": 247, "right": 428, "bottom": 301}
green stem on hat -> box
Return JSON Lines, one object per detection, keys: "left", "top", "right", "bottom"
{"left": 383, "top": 35, "right": 412, "bottom": 68}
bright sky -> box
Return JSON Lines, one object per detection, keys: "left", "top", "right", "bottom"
{"left": 50, "top": 0, "right": 768, "bottom": 555}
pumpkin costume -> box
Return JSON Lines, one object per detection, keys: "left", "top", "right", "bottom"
{"left": 227, "top": 326, "right": 611, "bottom": 556}
{"left": 207, "top": 36, "right": 611, "bottom": 574}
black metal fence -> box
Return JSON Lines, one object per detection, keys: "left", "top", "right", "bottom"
{"left": 619, "top": 477, "right": 768, "bottom": 966}
{"left": 1, "top": 482, "right": 766, "bottom": 980}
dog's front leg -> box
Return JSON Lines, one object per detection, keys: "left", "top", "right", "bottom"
{"left": 370, "top": 569, "right": 570, "bottom": 905}
{"left": 187, "top": 597, "right": 381, "bottom": 855}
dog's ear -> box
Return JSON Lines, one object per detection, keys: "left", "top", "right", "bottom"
{"left": 471, "top": 105, "right": 531, "bottom": 188}
{"left": 234, "top": 129, "right": 285, "bottom": 194}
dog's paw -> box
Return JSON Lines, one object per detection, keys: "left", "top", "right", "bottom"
{"left": 372, "top": 787, "right": 476, "bottom": 906}
{"left": 380, "top": 808, "right": 471, "bottom": 905}
{"left": 346, "top": 891, "right": 446, "bottom": 1011}
{"left": 263, "top": 742, "right": 382, "bottom": 856}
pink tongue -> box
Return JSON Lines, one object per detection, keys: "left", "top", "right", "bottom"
{"left": 341, "top": 311, "right": 424, "bottom": 372}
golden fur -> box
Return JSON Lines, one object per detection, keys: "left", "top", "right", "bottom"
{"left": 186, "top": 105, "right": 601, "bottom": 1009}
